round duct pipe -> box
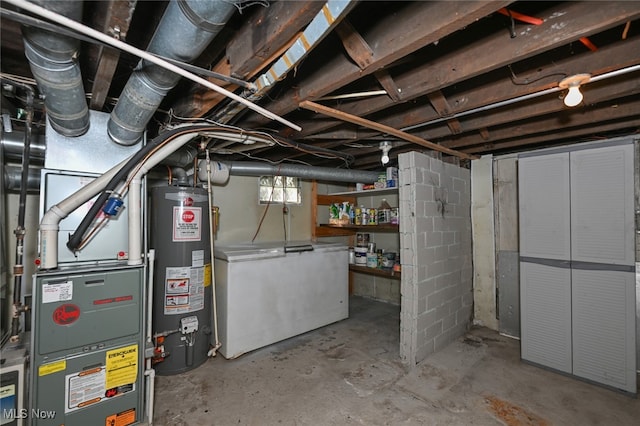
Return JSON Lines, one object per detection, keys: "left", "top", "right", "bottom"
{"left": 1, "top": 129, "right": 45, "bottom": 163}
{"left": 225, "top": 161, "right": 380, "bottom": 184}
{"left": 3, "top": 164, "right": 40, "bottom": 192}
{"left": 20, "top": 0, "right": 89, "bottom": 137}
{"left": 107, "top": 0, "right": 239, "bottom": 146}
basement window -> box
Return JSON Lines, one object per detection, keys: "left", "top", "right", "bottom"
{"left": 259, "top": 176, "right": 301, "bottom": 205}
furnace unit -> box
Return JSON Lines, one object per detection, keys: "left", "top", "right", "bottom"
{"left": 30, "top": 266, "right": 146, "bottom": 426}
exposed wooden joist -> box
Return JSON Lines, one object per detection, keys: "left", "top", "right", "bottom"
{"left": 305, "top": 35, "right": 640, "bottom": 146}
{"left": 427, "top": 91, "right": 462, "bottom": 135}
{"left": 227, "top": 1, "right": 325, "bottom": 79}
{"left": 447, "top": 95, "right": 640, "bottom": 151}
{"left": 88, "top": 0, "right": 136, "bottom": 110}
{"left": 437, "top": 75, "right": 640, "bottom": 148}
{"left": 465, "top": 116, "right": 640, "bottom": 154}
{"left": 286, "top": 2, "right": 640, "bottom": 138}
{"left": 176, "top": 1, "right": 324, "bottom": 117}
{"left": 374, "top": 70, "right": 402, "bottom": 102}
{"left": 334, "top": 19, "right": 373, "bottom": 70}
{"left": 243, "top": 1, "right": 512, "bottom": 128}
{"left": 299, "top": 100, "right": 478, "bottom": 160}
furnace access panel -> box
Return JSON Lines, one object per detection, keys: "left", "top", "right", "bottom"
{"left": 30, "top": 266, "right": 145, "bottom": 425}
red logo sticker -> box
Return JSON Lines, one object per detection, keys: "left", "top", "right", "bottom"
{"left": 53, "top": 304, "right": 80, "bottom": 325}
{"left": 181, "top": 210, "right": 195, "bottom": 223}
{"left": 183, "top": 197, "right": 194, "bottom": 206}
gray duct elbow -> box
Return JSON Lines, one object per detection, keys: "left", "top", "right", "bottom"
{"left": 108, "top": 0, "right": 238, "bottom": 146}
{"left": 21, "top": 0, "right": 89, "bottom": 137}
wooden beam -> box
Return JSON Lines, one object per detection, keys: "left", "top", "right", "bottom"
{"left": 227, "top": 1, "right": 325, "bottom": 79}
{"left": 300, "top": 35, "right": 640, "bottom": 144}
{"left": 427, "top": 90, "right": 462, "bottom": 135}
{"left": 374, "top": 70, "right": 402, "bottom": 102}
{"left": 88, "top": 0, "right": 137, "bottom": 110}
{"left": 90, "top": 46, "right": 120, "bottom": 109}
{"left": 299, "top": 100, "right": 477, "bottom": 160}
{"left": 281, "top": 2, "right": 640, "bottom": 138}
{"left": 449, "top": 96, "right": 640, "bottom": 151}
{"left": 244, "top": 1, "right": 512, "bottom": 128}
{"left": 437, "top": 77, "right": 640, "bottom": 148}
{"left": 334, "top": 19, "right": 373, "bottom": 70}
{"left": 465, "top": 117, "right": 640, "bottom": 155}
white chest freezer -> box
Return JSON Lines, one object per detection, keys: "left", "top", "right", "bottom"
{"left": 213, "top": 241, "right": 348, "bottom": 359}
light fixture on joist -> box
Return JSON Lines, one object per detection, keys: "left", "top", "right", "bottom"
{"left": 559, "top": 74, "right": 591, "bottom": 107}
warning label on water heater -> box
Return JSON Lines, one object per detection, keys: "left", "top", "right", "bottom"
{"left": 164, "top": 266, "right": 205, "bottom": 315}
{"left": 172, "top": 206, "right": 202, "bottom": 242}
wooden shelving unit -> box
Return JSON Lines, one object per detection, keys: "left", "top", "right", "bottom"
{"left": 311, "top": 182, "right": 401, "bottom": 286}
{"left": 349, "top": 264, "right": 401, "bottom": 280}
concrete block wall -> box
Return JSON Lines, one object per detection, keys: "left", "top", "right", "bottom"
{"left": 399, "top": 151, "right": 473, "bottom": 365}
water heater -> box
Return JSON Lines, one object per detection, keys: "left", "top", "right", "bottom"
{"left": 149, "top": 186, "right": 212, "bottom": 375}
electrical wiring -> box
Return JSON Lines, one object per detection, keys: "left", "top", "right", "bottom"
{"left": 251, "top": 165, "right": 281, "bottom": 243}
{"left": 222, "top": 150, "right": 314, "bottom": 166}
{"left": 167, "top": 110, "right": 355, "bottom": 166}
{"left": 508, "top": 64, "right": 567, "bottom": 86}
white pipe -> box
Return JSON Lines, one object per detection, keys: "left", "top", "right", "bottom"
{"left": 205, "top": 150, "right": 222, "bottom": 356}
{"left": 144, "top": 248, "right": 156, "bottom": 425}
{"left": 127, "top": 133, "right": 200, "bottom": 265}
{"left": 146, "top": 249, "right": 155, "bottom": 344}
{"left": 4, "top": 0, "right": 302, "bottom": 132}
{"left": 39, "top": 156, "right": 132, "bottom": 269}
{"left": 144, "top": 366, "right": 155, "bottom": 425}
{"left": 401, "top": 63, "right": 640, "bottom": 133}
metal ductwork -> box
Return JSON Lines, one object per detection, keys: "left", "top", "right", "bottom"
{"left": 107, "top": 0, "right": 239, "bottom": 146}
{"left": 20, "top": 0, "right": 89, "bottom": 137}
{"left": 225, "top": 162, "right": 381, "bottom": 183}
{"left": 1, "top": 129, "right": 45, "bottom": 163}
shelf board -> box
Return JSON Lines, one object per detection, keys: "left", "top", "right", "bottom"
{"left": 329, "top": 187, "right": 398, "bottom": 196}
{"left": 349, "top": 264, "right": 401, "bottom": 280}
{"left": 318, "top": 223, "right": 399, "bottom": 232}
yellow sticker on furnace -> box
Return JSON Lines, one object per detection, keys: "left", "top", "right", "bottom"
{"left": 38, "top": 359, "right": 66, "bottom": 376}
{"left": 105, "top": 344, "right": 138, "bottom": 390}
{"left": 204, "top": 263, "right": 211, "bottom": 287}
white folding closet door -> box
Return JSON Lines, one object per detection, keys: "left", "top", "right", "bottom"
{"left": 569, "top": 144, "right": 636, "bottom": 392}
{"left": 519, "top": 153, "right": 572, "bottom": 373}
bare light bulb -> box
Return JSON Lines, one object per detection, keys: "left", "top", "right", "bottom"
{"left": 380, "top": 141, "right": 391, "bottom": 165}
{"left": 563, "top": 85, "right": 583, "bottom": 107}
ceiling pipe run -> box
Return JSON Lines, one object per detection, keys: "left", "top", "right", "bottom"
{"left": 20, "top": 0, "right": 89, "bottom": 137}
{"left": 225, "top": 161, "right": 380, "bottom": 184}
{"left": 107, "top": 0, "right": 240, "bottom": 146}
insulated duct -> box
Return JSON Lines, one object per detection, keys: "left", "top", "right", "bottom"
{"left": 108, "top": 0, "right": 238, "bottom": 146}
{"left": 225, "top": 161, "right": 380, "bottom": 183}
{"left": 20, "top": 0, "right": 89, "bottom": 137}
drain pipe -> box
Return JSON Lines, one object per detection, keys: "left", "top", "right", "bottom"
{"left": 108, "top": 0, "right": 239, "bottom": 146}
{"left": 225, "top": 161, "right": 380, "bottom": 183}
{"left": 20, "top": 0, "right": 89, "bottom": 137}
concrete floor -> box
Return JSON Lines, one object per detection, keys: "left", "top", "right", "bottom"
{"left": 153, "top": 296, "right": 640, "bottom": 425}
